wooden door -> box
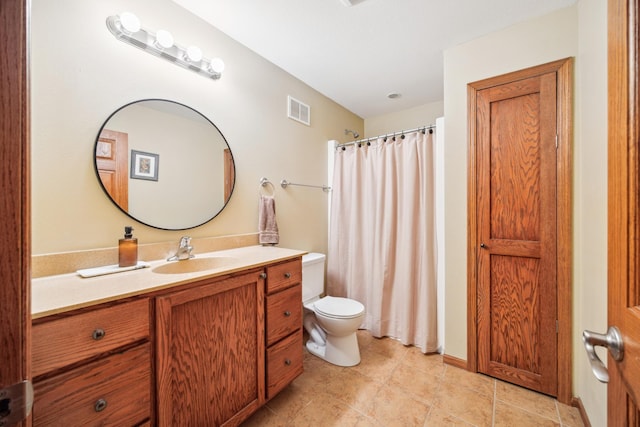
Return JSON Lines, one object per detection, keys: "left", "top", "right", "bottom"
{"left": 477, "top": 72, "right": 557, "bottom": 395}
{"left": 224, "top": 148, "right": 234, "bottom": 203}
{"left": 468, "top": 59, "right": 573, "bottom": 400}
{"left": 96, "top": 129, "right": 128, "bottom": 211}
{"left": 0, "top": 0, "right": 31, "bottom": 425}
{"left": 608, "top": 0, "right": 640, "bottom": 423}
{"left": 155, "top": 272, "right": 265, "bottom": 426}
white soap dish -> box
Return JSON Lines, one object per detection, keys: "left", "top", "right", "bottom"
{"left": 77, "top": 261, "right": 150, "bottom": 278}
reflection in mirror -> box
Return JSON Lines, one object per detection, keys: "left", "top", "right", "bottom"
{"left": 95, "top": 99, "right": 235, "bottom": 230}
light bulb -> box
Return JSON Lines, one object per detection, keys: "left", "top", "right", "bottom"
{"left": 209, "top": 58, "right": 225, "bottom": 74}
{"left": 155, "top": 30, "right": 174, "bottom": 49}
{"left": 185, "top": 46, "right": 203, "bottom": 62}
{"left": 119, "top": 12, "right": 141, "bottom": 34}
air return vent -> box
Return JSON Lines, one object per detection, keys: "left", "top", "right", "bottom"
{"left": 287, "top": 96, "right": 310, "bottom": 126}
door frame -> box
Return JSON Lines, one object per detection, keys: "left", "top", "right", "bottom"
{"left": 0, "top": 0, "right": 31, "bottom": 425}
{"left": 466, "top": 58, "right": 573, "bottom": 404}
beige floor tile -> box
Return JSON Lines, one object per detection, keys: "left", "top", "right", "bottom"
{"left": 424, "top": 406, "right": 476, "bottom": 426}
{"left": 356, "top": 329, "right": 375, "bottom": 349}
{"left": 557, "top": 402, "right": 585, "bottom": 427}
{"left": 289, "top": 391, "right": 374, "bottom": 427}
{"left": 352, "top": 346, "right": 401, "bottom": 383}
{"left": 366, "top": 336, "right": 410, "bottom": 359}
{"left": 400, "top": 347, "right": 446, "bottom": 378}
{"left": 442, "top": 364, "right": 495, "bottom": 396}
{"left": 265, "top": 382, "right": 315, "bottom": 421}
{"left": 241, "top": 406, "right": 288, "bottom": 427}
{"left": 434, "top": 380, "right": 494, "bottom": 427}
{"left": 296, "top": 351, "right": 346, "bottom": 393}
{"left": 495, "top": 380, "right": 559, "bottom": 421}
{"left": 241, "top": 330, "right": 585, "bottom": 427}
{"left": 388, "top": 362, "right": 442, "bottom": 404}
{"left": 322, "top": 368, "right": 385, "bottom": 414}
{"left": 494, "top": 401, "right": 560, "bottom": 426}
{"left": 366, "top": 384, "right": 431, "bottom": 427}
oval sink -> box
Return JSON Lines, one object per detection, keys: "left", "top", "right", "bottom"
{"left": 152, "top": 257, "right": 237, "bottom": 274}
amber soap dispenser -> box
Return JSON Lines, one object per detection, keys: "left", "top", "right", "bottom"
{"left": 118, "top": 226, "right": 138, "bottom": 267}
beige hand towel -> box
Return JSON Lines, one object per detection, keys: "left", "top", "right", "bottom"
{"left": 259, "top": 195, "right": 279, "bottom": 245}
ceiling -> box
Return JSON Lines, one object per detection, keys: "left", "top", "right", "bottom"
{"left": 172, "top": 0, "right": 577, "bottom": 119}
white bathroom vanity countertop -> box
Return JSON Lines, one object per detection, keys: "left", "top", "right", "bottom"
{"left": 32, "top": 245, "right": 306, "bottom": 319}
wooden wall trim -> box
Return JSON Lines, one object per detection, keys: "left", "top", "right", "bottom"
{"left": 466, "top": 84, "right": 479, "bottom": 374}
{"left": 0, "top": 0, "right": 31, "bottom": 425}
{"left": 555, "top": 58, "right": 574, "bottom": 406}
{"left": 466, "top": 57, "right": 573, "bottom": 404}
{"left": 443, "top": 354, "right": 468, "bottom": 370}
{"left": 571, "top": 397, "right": 593, "bottom": 427}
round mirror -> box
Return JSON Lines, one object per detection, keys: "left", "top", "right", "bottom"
{"left": 94, "top": 99, "right": 235, "bottom": 230}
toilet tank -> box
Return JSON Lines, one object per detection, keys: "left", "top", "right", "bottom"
{"left": 302, "top": 253, "right": 326, "bottom": 304}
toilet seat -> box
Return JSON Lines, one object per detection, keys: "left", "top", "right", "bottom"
{"left": 314, "top": 296, "right": 364, "bottom": 319}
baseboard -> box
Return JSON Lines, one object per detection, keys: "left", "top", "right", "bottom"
{"left": 571, "top": 397, "right": 592, "bottom": 427}
{"left": 443, "top": 354, "right": 468, "bottom": 370}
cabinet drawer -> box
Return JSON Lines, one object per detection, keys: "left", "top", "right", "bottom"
{"left": 266, "top": 330, "right": 303, "bottom": 399}
{"left": 266, "top": 285, "right": 302, "bottom": 346}
{"left": 32, "top": 299, "right": 150, "bottom": 377}
{"left": 33, "top": 343, "right": 151, "bottom": 427}
{"left": 266, "top": 258, "right": 301, "bottom": 294}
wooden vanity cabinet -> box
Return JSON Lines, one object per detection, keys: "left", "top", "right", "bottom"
{"left": 31, "top": 254, "right": 304, "bottom": 427}
{"left": 31, "top": 298, "right": 152, "bottom": 426}
{"left": 264, "top": 259, "right": 304, "bottom": 399}
{"left": 155, "top": 270, "right": 265, "bottom": 427}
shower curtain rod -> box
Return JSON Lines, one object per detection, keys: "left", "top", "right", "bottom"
{"left": 335, "top": 124, "right": 435, "bottom": 149}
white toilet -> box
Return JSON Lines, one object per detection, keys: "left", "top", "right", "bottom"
{"left": 302, "top": 253, "right": 365, "bottom": 367}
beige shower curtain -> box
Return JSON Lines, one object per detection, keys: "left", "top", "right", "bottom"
{"left": 327, "top": 130, "right": 438, "bottom": 353}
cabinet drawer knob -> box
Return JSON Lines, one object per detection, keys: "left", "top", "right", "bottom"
{"left": 92, "top": 328, "right": 106, "bottom": 341}
{"left": 94, "top": 398, "right": 108, "bottom": 412}
{"left": 284, "top": 272, "right": 291, "bottom": 279}
{"left": 284, "top": 359, "right": 292, "bottom": 366}
{"left": 284, "top": 310, "right": 291, "bottom": 317}
{"left": 260, "top": 272, "right": 267, "bottom": 279}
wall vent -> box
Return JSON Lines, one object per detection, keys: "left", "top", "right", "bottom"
{"left": 287, "top": 96, "right": 310, "bottom": 126}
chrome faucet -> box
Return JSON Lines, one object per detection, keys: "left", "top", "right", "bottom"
{"left": 167, "top": 236, "right": 194, "bottom": 261}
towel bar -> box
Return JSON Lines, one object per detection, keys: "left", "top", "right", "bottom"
{"left": 280, "top": 179, "right": 331, "bottom": 192}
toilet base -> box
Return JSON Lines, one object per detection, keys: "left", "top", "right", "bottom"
{"left": 305, "top": 332, "right": 361, "bottom": 367}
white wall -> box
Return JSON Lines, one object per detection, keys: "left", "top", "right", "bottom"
{"left": 443, "top": 2, "right": 607, "bottom": 425}
{"left": 364, "top": 100, "right": 444, "bottom": 138}
{"left": 574, "top": 0, "right": 608, "bottom": 423}
{"left": 31, "top": 0, "right": 362, "bottom": 255}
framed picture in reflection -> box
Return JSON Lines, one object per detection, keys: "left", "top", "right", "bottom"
{"left": 130, "top": 150, "right": 159, "bottom": 181}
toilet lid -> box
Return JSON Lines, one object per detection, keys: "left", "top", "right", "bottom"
{"left": 314, "top": 296, "right": 364, "bottom": 319}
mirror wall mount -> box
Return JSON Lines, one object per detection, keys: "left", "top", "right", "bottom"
{"left": 106, "top": 12, "right": 225, "bottom": 80}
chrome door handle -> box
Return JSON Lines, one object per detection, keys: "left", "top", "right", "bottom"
{"left": 582, "top": 326, "right": 624, "bottom": 383}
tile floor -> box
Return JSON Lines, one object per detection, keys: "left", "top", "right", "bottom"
{"left": 242, "top": 330, "right": 585, "bottom": 427}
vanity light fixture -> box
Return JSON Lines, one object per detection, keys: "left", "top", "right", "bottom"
{"left": 106, "top": 12, "right": 225, "bottom": 80}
